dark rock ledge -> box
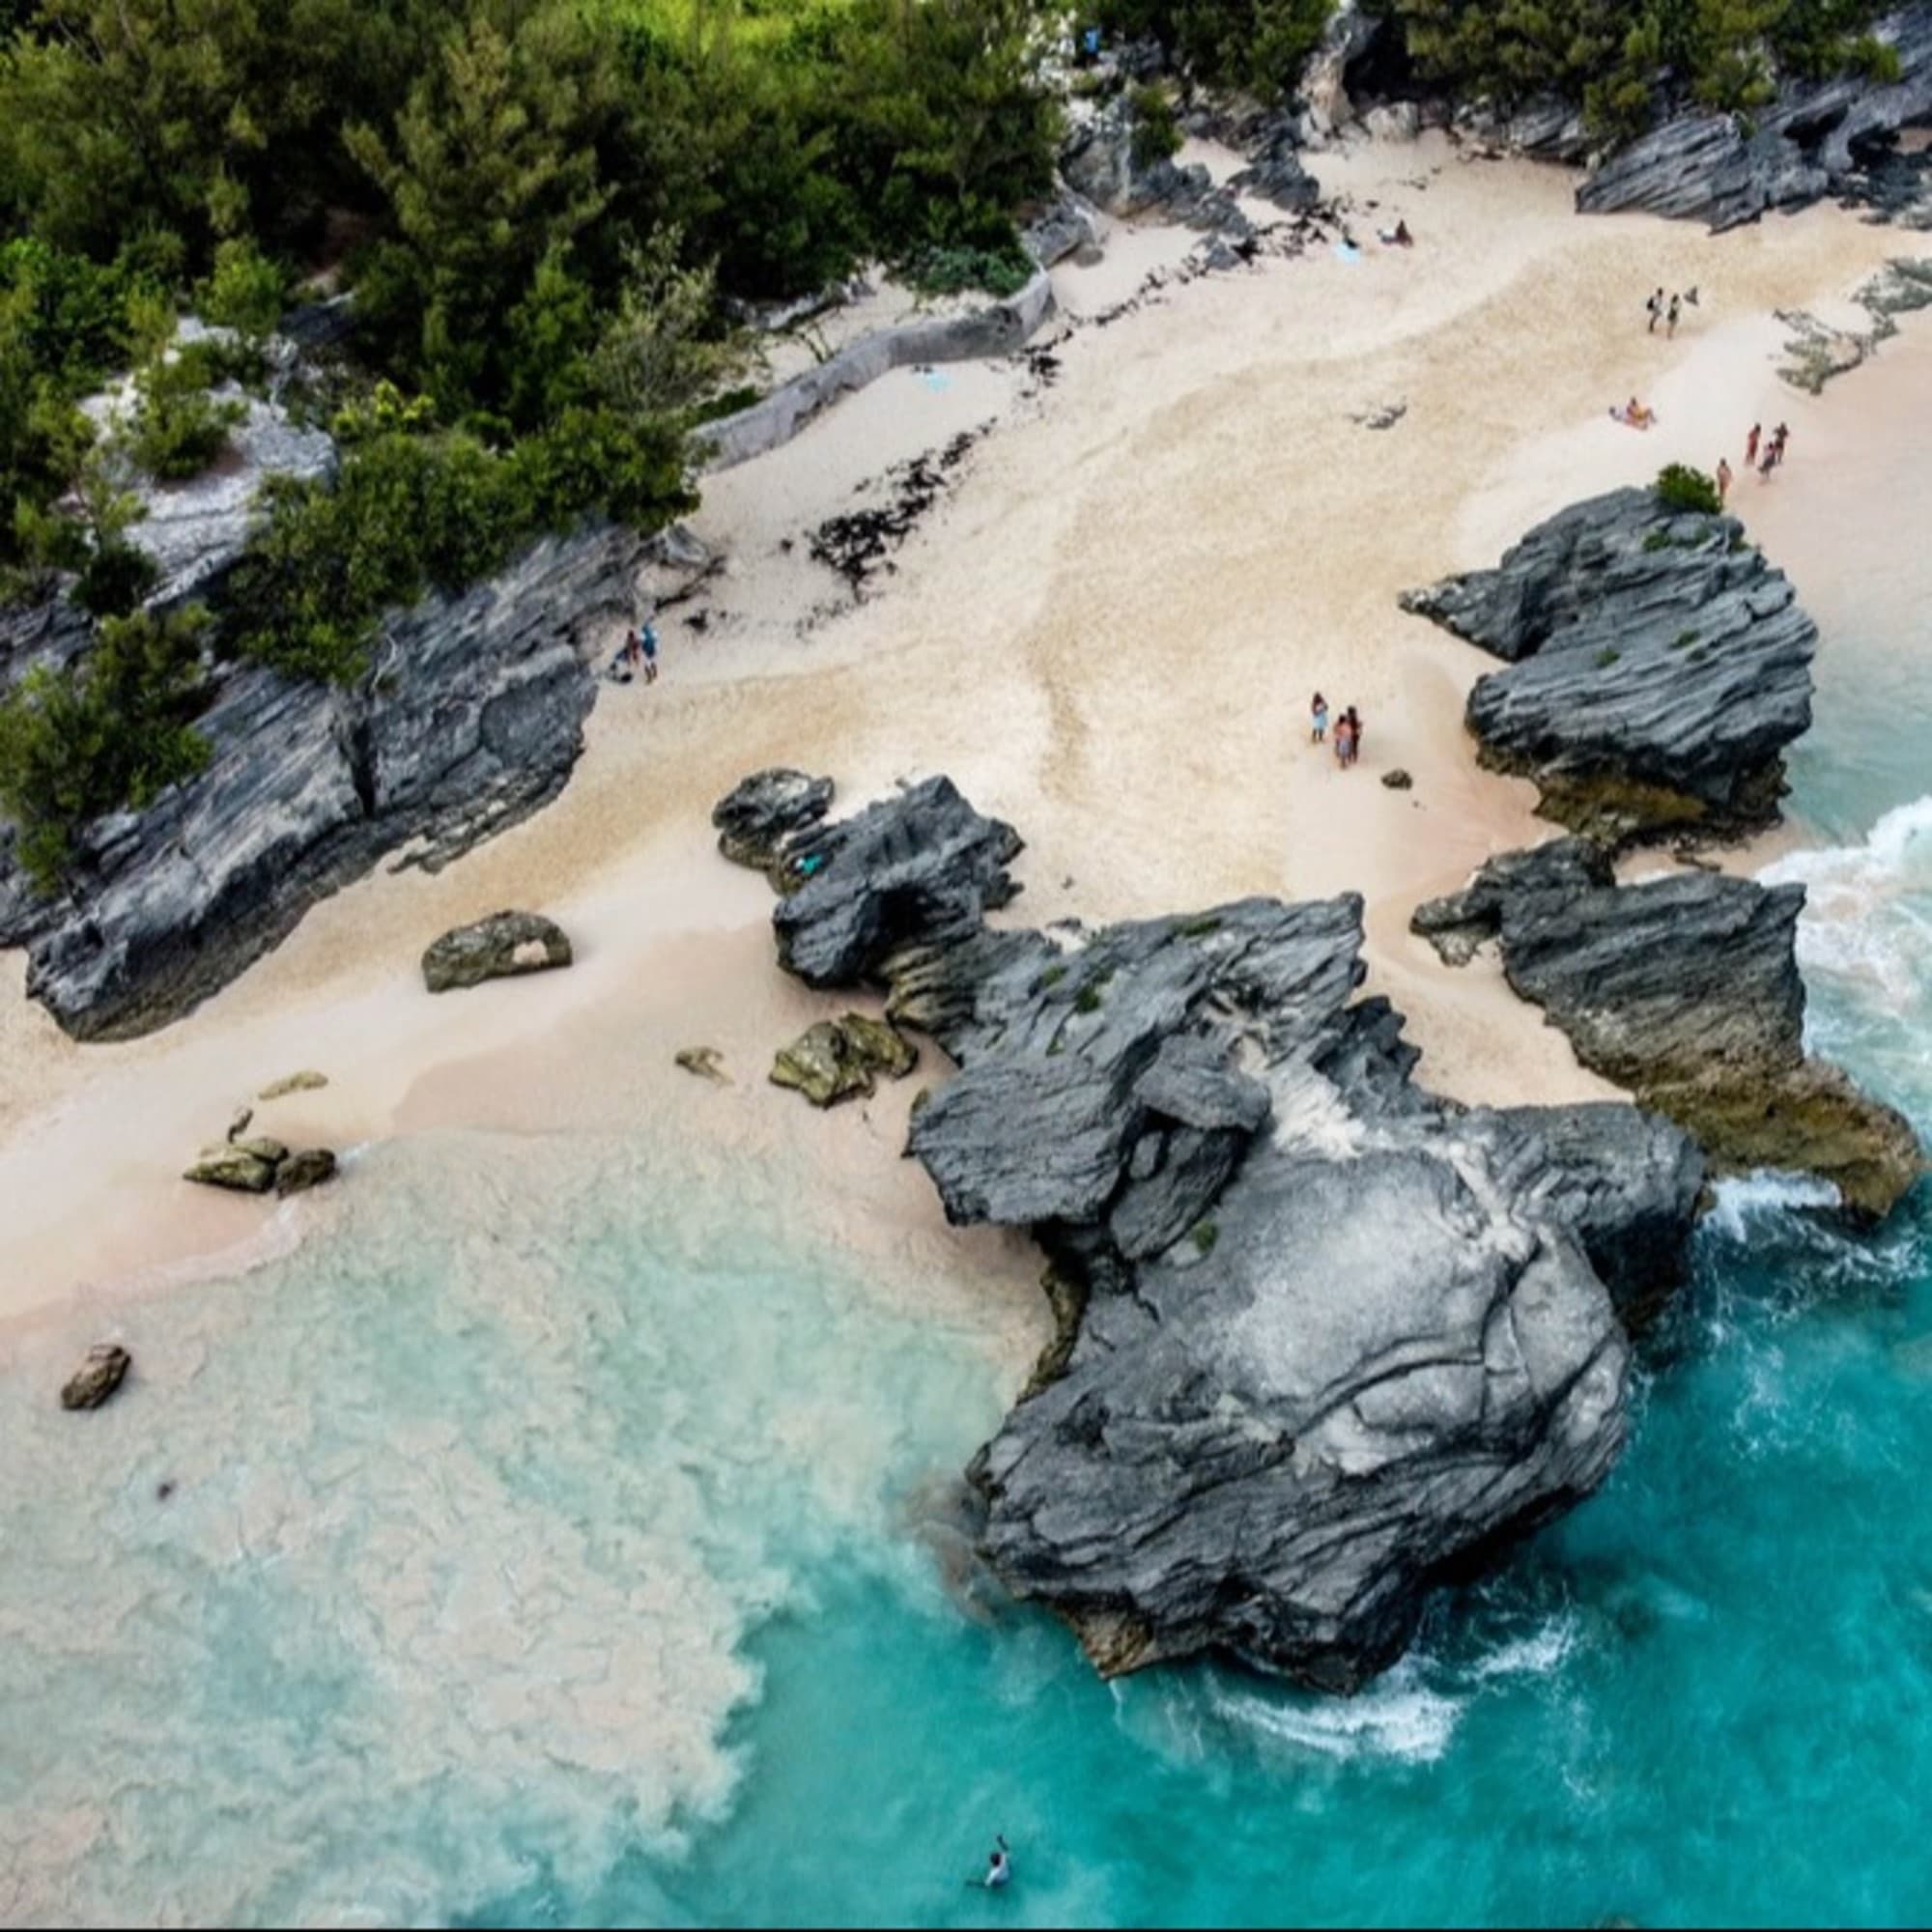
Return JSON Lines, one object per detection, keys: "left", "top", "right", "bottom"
{"left": 718, "top": 769, "right": 1709, "bottom": 1691}
{"left": 1402, "top": 487, "right": 1815, "bottom": 846}
{"left": 0, "top": 526, "right": 640, "bottom": 1041}
{"left": 1413, "top": 843, "right": 1922, "bottom": 1221}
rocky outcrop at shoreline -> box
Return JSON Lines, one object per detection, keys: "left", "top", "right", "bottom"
{"left": 1574, "top": 6, "right": 1932, "bottom": 229}
{"left": 1402, "top": 487, "right": 1816, "bottom": 843}
{"left": 0, "top": 526, "right": 639, "bottom": 1040}
{"left": 1414, "top": 851, "right": 1922, "bottom": 1219}
{"left": 727, "top": 769, "right": 1711, "bottom": 1690}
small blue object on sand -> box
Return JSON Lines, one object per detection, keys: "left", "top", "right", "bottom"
{"left": 1333, "top": 242, "right": 1361, "bottom": 264}
{"left": 923, "top": 370, "right": 952, "bottom": 392}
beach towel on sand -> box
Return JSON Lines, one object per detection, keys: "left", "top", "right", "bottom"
{"left": 1332, "top": 242, "right": 1361, "bottom": 263}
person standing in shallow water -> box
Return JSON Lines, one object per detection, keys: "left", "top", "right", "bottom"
{"left": 1311, "top": 692, "right": 1328, "bottom": 743}
{"left": 1717, "top": 457, "right": 1733, "bottom": 505}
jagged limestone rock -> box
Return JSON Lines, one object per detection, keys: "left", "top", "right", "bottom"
{"left": 1575, "top": 13, "right": 1932, "bottom": 231}
{"left": 711, "top": 769, "right": 836, "bottom": 877}
{"left": 1402, "top": 488, "right": 1816, "bottom": 841}
{"left": 185, "top": 1143, "right": 282, "bottom": 1193}
{"left": 0, "top": 526, "right": 640, "bottom": 1041}
{"left": 1414, "top": 854, "right": 1922, "bottom": 1219}
{"left": 422, "top": 912, "right": 573, "bottom": 993}
{"left": 61, "top": 1344, "right": 132, "bottom": 1412}
{"left": 733, "top": 771, "right": 1712, "bottom": 1690}
{"left": 770, "top": 1013, "right": 918, "bottom": 1107}
{"left": 274, "top": 1149, "right": 339, "bottom": 1197}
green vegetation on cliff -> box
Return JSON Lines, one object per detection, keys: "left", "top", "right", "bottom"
{"left": 1374, "top": 0, "right": 1897, "bottom": 139}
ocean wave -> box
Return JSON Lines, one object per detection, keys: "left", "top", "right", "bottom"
{"left": 1759, "top": 794, "right": 1932, "bottom": 1030}
{"left": 1207, "top": 1667, "right": 1464, "bottom": 1766}
{"left": 1702, "top": 1170, "right": 1845, "bottom": 1243}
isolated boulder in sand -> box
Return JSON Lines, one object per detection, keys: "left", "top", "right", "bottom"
{"left": 421, "top": 911, "right": 572, "bottom": 992}
{"left": 61, "top": 1343, "right": 132, "bottom": 1411}
{"left": 675, "top": 1045, "right": 730, "bottom": 1083}
{"left": 771, "top": 1013, "right": 918, "bottom": 1107}
{"left": 712, "top": 769, "right": 835, "bottom": 875}
{"left": 260, "top": 1069, "right": 328, "bottom": 1100}
{"left": 1381, "top": 768, "right": 1413, "bottom": 790}
{"left": 185, "top": 1139, "right": 286, "bottom": 1192}
{"left": 275, "top": 1148, "right": 339, "bottom": 1196}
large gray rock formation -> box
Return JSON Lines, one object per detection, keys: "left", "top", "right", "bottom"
{"left": 1402, "top": 486, "right": 1816, "bottom": 841}
{"left": 731, "top": 772, "right": 1709, "bottom": 1690}
{"left": 1575, "top": 6, "right": 1932, "bottom": 228}
{"left": 0, "top": 526, "right": 640, "bottom": 1039}
{"left": 1414, "top": 849, "right": 1922, "bottom": 1219}
{"left": 1061, "top": 99, "right": 1256, "bottom": 237}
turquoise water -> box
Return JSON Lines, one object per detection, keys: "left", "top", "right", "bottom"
{"left": 5, "top": 361, "right": 1932, "bottom": 1929}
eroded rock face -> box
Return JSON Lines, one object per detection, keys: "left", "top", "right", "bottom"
{"left": 1061, "top": 99, "right": 1255, "bottom": 236}
{"left": 773, "top": 776, "right": 1023, "bottom": 986}
{"left": 1402, "top": 488, "right": 1816, "bottom": 841}
{"left": 0, "top": 526, "right": 639, "bottom": 1039}
{"left": 734, "top": 772, "right": 1709, "bottom": 1690}
{"left": 1413, "top": 850, "right": 1922, "bottom": 1219}
{"left": 770, "top": 1012, "right": 917, "bottom": 1106}
{"left": 422, "top": 911, "right": 573, "bottom": 993}
{"left": 712, "top": 768, "right": 836, "bottom": 877}
{"left": 61, "top": 1344, "right": 131, "bottom": 1412}
{"left": 1575, "top": 8, "right": 1932, "bottom": 230}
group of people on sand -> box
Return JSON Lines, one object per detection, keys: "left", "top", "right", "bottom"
{"left": 1310, "top": 692, "right": 1366, "bottom": 769}
{"left": 1611, "top": 395, "right": 1659, "bottom": 430}
{"left": 1746, "top": 419, "right": 1791, "bottom": 480}
{"left": 1645, "top": 285, "right": 1697, "bottom": 337}
{"left": 608, "top": 618, "right": 661, "bottom": 686}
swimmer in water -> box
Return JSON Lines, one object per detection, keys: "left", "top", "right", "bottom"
{"left": 984, "top": 1835, "right": 1011, "bottom": 1889}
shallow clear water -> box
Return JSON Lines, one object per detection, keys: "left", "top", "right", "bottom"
{"left": 5, "top": 344, "right": 1931, "bottom": 1930}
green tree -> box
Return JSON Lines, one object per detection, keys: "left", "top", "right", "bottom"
{"left": 346, "top": 4, "right": 619, "bottom": 415}
{"left": 0, "top": 603, "right": 213, "bottom": 889}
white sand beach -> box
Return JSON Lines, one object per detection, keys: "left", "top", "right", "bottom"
{"left": 0, "top": 131, "right": 1918, "bottom": 1338}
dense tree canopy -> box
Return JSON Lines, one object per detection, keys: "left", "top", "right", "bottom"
{"left": 1377, "top": 0, "right": 1898, "bottom": 137}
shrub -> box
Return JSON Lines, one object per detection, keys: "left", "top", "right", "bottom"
{"left": 1596, "top": 646, "right": 1622, "bottom": 668}
{"left": 1190, "top": 1220, "right": 1219, "bottom": 1256}
{"left": 0, "top": 604, "right": 212, "bottom": 890}
{"left": 195, "top": 239, "right": 290, "bottom": 345}
{"left": 72, "top": 540, "right": 158, "bottom": 617}
{"left": 127, "top": 354, "right": 246, "bottom": 480}
{"left": 1128, "top": 82, "right": 1182, "bottom": 168}
{"left": 1654, "top": 463, "right": 1722, "bottom": 516}
{"left": 903, "top": 242, "right": 1035, "bottom": 298}
{"left": 230, "top": 412, "right": 694, "bottom": 686}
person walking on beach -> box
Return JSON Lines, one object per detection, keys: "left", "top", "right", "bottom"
{"left": 1646, "top": 288, "right": 1664, "bottom": 333}
{"left": 1345, "top": 705, "right": 1363, "bottom": 767}
{"left": 1717, "top": 456, "right": 1733, "bottom": 504}
{"left": 1773, "top": 422, "right": 1790, "bottom": 467}
{"left": 1333, "top": 712, "right": 1354, "bottom": 770}
{"left": 1666, "top": 294, "right": 1682, "bottom": 337}
{"left": 1746, "top": 423, "right": 1761, "bottom": 469}
{"left": 1311, "top": 692, "right": 1329, "bottom": 743}
{"left": 639, "top": 616, "right": 660, "bottom": 685}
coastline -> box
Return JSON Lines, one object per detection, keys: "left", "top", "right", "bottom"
{"left": 1, "top": 130, "right": 1923, "bottom": 1341}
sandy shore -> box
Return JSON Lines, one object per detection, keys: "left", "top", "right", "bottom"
{"left": 0, "top": 131, "right": 1919, "bottom": 1335}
